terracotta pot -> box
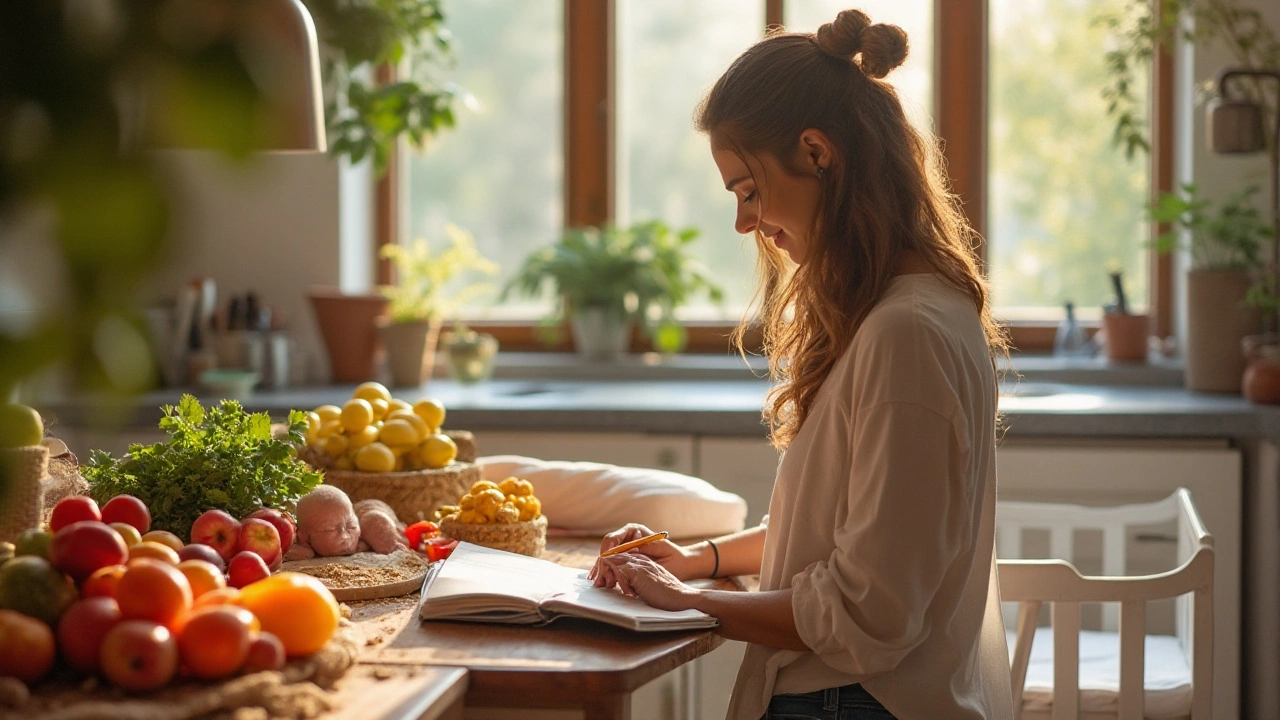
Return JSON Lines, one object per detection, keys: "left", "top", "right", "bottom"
{"left": 308, "top": 289, "right": 387, "bottom": 383}
{"left": 1102, "top": 313, "right": 1149, "bottom": 362}
{"left": 379, "top": 319, "right": 440, "bottom": 388}
{"left": 1185, "top": 270, "right": 1262, "bottom": 393}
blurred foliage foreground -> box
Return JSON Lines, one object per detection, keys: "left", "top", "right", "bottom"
{"left": 0, "top": 0, "right": 446, "bottom": 499}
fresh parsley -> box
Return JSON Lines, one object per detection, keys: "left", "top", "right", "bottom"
{"left": 84, "top": 395, "right": 322, "bottom": 539}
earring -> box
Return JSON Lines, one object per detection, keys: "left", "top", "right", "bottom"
{"left": 817, "top": 167, "right": 826, "bottom": 180}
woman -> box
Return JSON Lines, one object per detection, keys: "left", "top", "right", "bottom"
{"left": 588, "top": 8, "right": 1014, "bottom": 720}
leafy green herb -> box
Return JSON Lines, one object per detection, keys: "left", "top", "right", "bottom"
{"left": 83, "top": 395, "right": 322, "bottom": 540}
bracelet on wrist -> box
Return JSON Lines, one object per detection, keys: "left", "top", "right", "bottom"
{"left": 706, "top": 539, "right": 720, "bottom": 579}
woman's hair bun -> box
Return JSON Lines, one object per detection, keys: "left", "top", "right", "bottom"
{"left": 815, "top": 8, "right": 909, "bottom": 79}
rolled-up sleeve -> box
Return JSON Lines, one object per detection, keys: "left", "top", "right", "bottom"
{"left": 791, "top": 399, "right": 974, "bottom": 676}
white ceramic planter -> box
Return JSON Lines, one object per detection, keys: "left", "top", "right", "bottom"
{"left": 570, "top": 308, "right": 631, "bottom": 361}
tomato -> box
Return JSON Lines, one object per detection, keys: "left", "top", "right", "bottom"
{"left": 424, "top": 537, "right": 457, "bottom": 562}
{"left": 404, "top": 521, "right": 440, "bottom": 550}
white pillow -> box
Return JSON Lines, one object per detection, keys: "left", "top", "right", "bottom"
{"left": 476, "top": 455, "right": 748, "bottom": 539}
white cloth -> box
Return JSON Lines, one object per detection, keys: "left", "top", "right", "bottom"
{"left": 727, "top": 274, "right": 1014, "bottom": 720}
{"left": 1012, "top": 628, "right": 1193, "bottom": 720}
{"left": 476, "top": 455, "right": 747, "bottom": 539}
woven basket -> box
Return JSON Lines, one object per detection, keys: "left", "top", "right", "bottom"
{"left": 440, "top": 514, "right": 547, "bottom": 557}
{"left": 321, "top": 462, "right": 481, "bottom": 524}
{"left": 0, "top": 445, "right": 48, "bottom": 543}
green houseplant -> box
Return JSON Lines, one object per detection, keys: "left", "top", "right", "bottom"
{"left": 1149, "top": 184, "right": 1273, "bottom": 391}
{"left": 378, "top": 225, "right": 498, "bottom": 386}
{"left": 504, "top": 221, "right": 724, "bottom": 360}
{"left": 304, "top": 0, "right": 458, "bottom": 176}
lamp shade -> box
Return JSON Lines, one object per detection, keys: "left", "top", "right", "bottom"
{"left": 239, "top": 0, "right": 327, "bottom": 152}
{"left": 142, "top": 0, "right": 326, "bottom": 153}
{"left": 1206, "top": 97, "right": 1265, "bottom": 154}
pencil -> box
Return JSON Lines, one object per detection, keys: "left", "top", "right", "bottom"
{"left": 599, "top": 531, "right": 668, "bottom": 558}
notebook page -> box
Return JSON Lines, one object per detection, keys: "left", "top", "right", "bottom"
{"left": 543, "top": 576, "right": 718, "bottom": 631}
{"left": 422, "top": 541, "right": 583, "bottom": 613}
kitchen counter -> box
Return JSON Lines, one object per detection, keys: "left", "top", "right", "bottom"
{"left": 37, "top": 377, "right": 1272, "bottom": 441}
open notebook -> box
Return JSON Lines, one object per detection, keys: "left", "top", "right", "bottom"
{"left": 418, "top": 542, "right": 719, "bottom": 632}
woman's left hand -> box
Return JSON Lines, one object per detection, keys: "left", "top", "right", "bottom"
{"left": 595, "top": 552, "right": 700, "bottom": 612}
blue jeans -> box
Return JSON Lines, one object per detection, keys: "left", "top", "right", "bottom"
{"left": 764, "top": 683, "right": 897, "bottom": 720}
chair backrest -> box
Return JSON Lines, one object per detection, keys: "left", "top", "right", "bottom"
{"left": 996, "top": 488, "right": 1214, "bottom": 720}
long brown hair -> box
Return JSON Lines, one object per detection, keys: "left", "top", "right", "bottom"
{"left": 696, "top": 9, "right": 1009, "bottom": 450}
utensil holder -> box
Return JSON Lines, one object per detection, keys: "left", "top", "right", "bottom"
{"left": 1103, "top": 313, "right": 1149, "bottom": 362}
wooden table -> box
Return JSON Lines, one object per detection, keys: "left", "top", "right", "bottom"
{"left": 351, "top": 537, "right": 735, "bottom": 720}
{"left": 317, "top": 665, "right": 467, "bottom": 720}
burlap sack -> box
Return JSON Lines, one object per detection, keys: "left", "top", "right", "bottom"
{"left": 0, "top": 445, "right": 48, "bottom": 543}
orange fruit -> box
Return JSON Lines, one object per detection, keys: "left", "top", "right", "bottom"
{"left": 116, "top": 558, "right": 193, "bottom": 632}
{"left": 130, "top": 541, "right": 180, "bottom": 565}
{"left": 82, "top": 564, "right": 128, "bottom": 600}
{"left": 178, "top": 606, "right": 256, "bottom": 680}
{"left": 235, "top": 572, "right": 338, "bottom": 657}
{"left": 141, "top": 531, "right": 184, "bottom": 553}
{"left": 0, "top": 609, "right": 55, "bottom": 683}
{"left": 177, "top": 560, "right": 226, "bottom": 599}
{"left": 193, "top": 587, "right": 242, "bottom": 610}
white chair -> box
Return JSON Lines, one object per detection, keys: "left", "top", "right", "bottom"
{"left": 997, "top": 488, "right": 1214, "bottom": 720}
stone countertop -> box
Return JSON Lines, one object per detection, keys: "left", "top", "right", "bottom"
{"left": 37, "top": 377, "right": 1278, "bottom": 441}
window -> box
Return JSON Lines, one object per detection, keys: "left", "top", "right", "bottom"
{"left": 987, "top": 0, "right": 1150, "bottom": 322}
{"left": 401, "top": 0, "right": 563, "bottom": 318}
{"left": 397, "top": 1, "right": 1171, "bottom": 351}
{"left": 616, "top": 0, "right": 761, "bottom": 315}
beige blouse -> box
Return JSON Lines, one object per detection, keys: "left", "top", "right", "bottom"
{"left": 727, "top": 274, "right": 1013, "bottom": 720}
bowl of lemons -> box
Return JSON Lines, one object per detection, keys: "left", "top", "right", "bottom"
{"left": 298, "top": 382, "right": 481, "bottom": 524}
{"left": 437, "top": 478, "right": 547, "bottom": 557}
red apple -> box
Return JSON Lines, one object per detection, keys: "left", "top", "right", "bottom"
{"left": 57, "top": 597, "right": 122, "bottom": 675}
{"left": 177, "top": 543, "right": 226, "bottom": 571}
{"left": 99, "top": 620, "right": 178, "bottom": 692}
{"left": 246, "top": 508, "right": 295, "bottom": 555}
{"left": 227, "top": 551, "right": 271, "bottom": 588}
{"left": 235, "top": 518, "right": 281, "bottom": 566}
{"left": 49, "top": 521, "right": 130, "bottom": 582}
{"left": 241, "top": 631, "right": 286, "bottom": 674}
{"left": 100, "top": 495, "right": 151, "bottom": 534}
{"left": 50, "top": 496, "right": 101, "bottom": 532}
{"left": 190, "top": 510, "right": 241, "bottom": 562}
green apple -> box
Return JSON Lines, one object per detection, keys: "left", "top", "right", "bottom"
{"left": 0, "top": 404, "right": 43, "bottom": 448}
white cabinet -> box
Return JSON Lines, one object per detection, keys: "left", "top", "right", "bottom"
{"left": 696, "top": 438, "right": 779, "bottom": 527}
{"left": 996, "top": 438, "right": 1242, "bottom": 720}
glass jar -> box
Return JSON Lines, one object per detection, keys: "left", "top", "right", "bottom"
{"left": 443, "top": 330, "right": 499, "bottom": 385}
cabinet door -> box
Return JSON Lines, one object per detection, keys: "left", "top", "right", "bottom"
{"left": 996, "top": 439, "right": 1241, "bottom": 720}
{"left": 478, "top": 431, "right": 696, "bottom": 475}
{"left": 697, "top": 438, "right": 779, "bottom": 527}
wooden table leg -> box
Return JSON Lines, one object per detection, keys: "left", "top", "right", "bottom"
{"left": 581, "top": 693, "right": 631, "bottom": 720}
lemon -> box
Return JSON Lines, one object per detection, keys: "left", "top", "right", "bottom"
{"left": 347, "top": 424, "right": 379, "bottom": 450}
{"left": 315, "top": 404, "right": 342, "bottom": 424}
{"left": 386, "top": 411, "right": 428, "bottom": 442}
{"left": 370, "top": 398, "right": 390, "bottom": 421}
{"left": 498, "top": 477, "right": 520, "bottom": 495}
{"left": 470, "top": 480, "right": 499, "bottom": 495}
{"left": 378, "top": 419, "right": 419, "bottom": 448}
{"left": 323, "top": 433, "right": 349, "bottom": 458}
{"left": 318, "top": 420, "right": 343, "bottom": 440}
{"left": 334, "top": 456, "right": 355, "bottom": 471}
{"left": 355, "top": 442, "right": 396, "bottom": 473}
{"left": 340, "top": 398, "right": 374, "bottom": 433}
{"left": 305, "top": 411, "right": 322, "bottom": 444}
{"left": 420, "top": 433, "right": 457, "bottom": 469}
{"left": 352, "top": 381, "right": 392, "bottom": 405}
{"left": 387, "top": 399, "right": 412, "bottom": 415}
{"left": 412, "top": 398, "right": 446, "bottom": 432}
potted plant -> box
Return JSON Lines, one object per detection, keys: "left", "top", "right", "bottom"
{"left": 504, "top": 222, "right": 724, "bottom": 361}
{"left": 378, "top": 225, "right": 499, "bottom": 387}
{"left": 1150, "top": 184, "right": 1272, "bottom": 392}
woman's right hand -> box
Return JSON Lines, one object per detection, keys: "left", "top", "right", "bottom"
{"left": 588, "top": 523, "right": 697, "bottom": 585}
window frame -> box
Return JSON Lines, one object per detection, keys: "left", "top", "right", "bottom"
{"left": 391, "top": 0, "right": 1174, "bottom": 354}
